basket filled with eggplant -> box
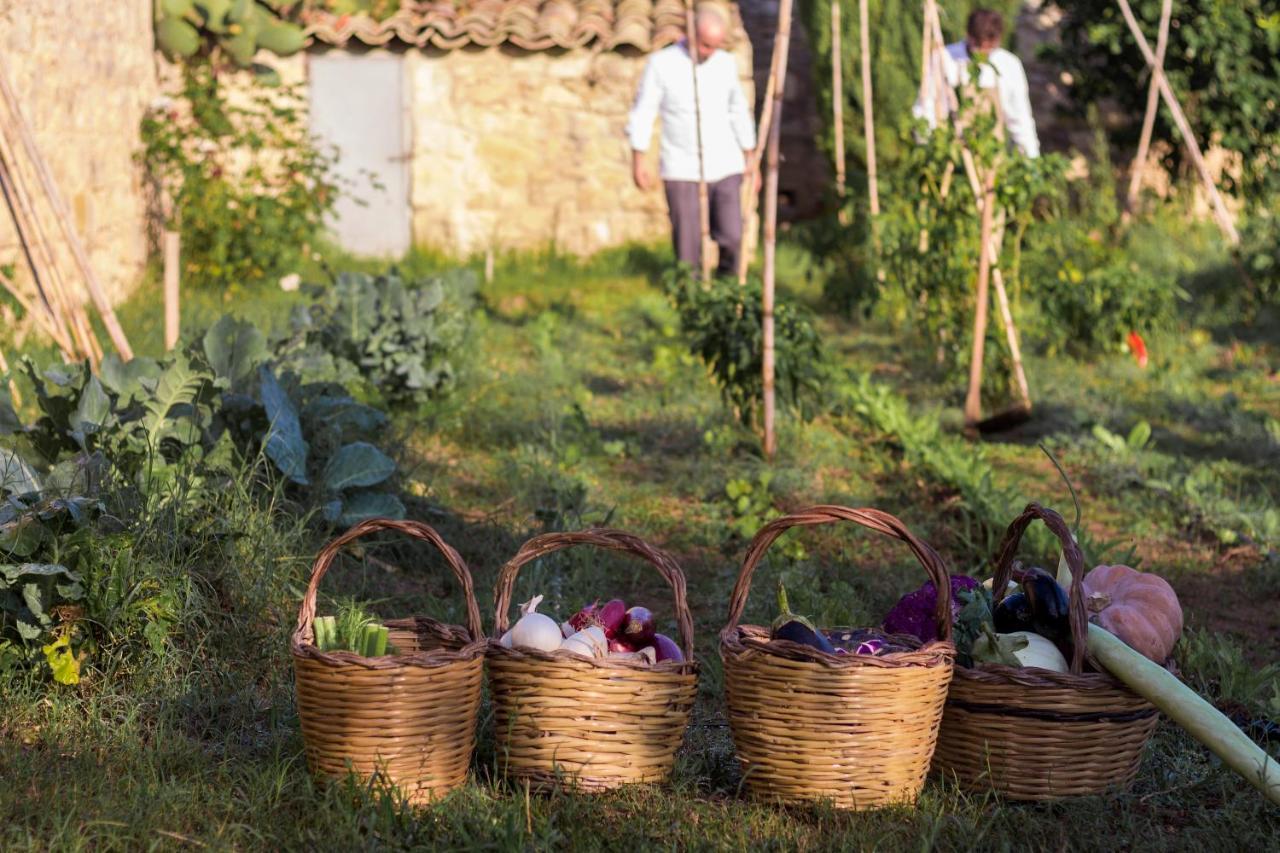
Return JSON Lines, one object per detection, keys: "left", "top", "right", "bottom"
{"left": 487, "top": 529, "right": 698, "bottom": 791}
{"left": 719, "top": 506, "right": 956, "bottom": 810}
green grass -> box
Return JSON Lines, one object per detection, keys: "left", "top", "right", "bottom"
{"left": 3, "top": 235, "right": 1279, "bottom": 850}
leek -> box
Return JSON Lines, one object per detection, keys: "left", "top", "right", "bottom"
{"left": 1088, "top": 623, "right": 1280, "bottom": 806}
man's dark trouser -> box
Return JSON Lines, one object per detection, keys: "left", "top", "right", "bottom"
{"left": 664, "top": 174, "right": 743, "bottom": 277}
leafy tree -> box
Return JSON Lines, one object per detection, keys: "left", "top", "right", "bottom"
{"left": 1049, "top": 0, "right": 1280, "bottom": 207}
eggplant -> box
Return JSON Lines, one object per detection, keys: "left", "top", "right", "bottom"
{"left": 770, "top": 581, "right": 835, "bottom": 654}
{"left": 1018, "top": 565, "right": 1071, "bottom": 644}
{"left": 993, "top": 592, "right": 1034, "bottom": 634}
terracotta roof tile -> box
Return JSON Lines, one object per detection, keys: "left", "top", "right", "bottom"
{"left": 300, "top": 0, "right": 744, "bottom": 52}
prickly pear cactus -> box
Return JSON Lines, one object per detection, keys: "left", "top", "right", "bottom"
{"left": 154, "top": 0, "right": 305, "bottom": 67}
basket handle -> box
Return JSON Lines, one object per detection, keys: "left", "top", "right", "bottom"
{"left": 492, "top": 528, "right": 696, "bottom": 663}
{"left": 990, "top": 502, "right": 1088, "bottom": 674}
{"left": 722, "top": 505, "right": 954, "bottom": 643}
{"left": 293, "top": 517, "right": 484, "bottom": 646}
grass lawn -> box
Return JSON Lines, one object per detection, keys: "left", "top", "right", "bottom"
{"left": 2, "top": 236, "right": 1278, "bottom": 850}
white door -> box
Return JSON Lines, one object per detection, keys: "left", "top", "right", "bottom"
{"left": 308, "top": 52, "right": 411, "bottom": 258}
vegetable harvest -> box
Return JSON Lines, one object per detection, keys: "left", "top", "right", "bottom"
{"left": 312, "top": 602, "right": 394, "bottom": 657}
{"left": 1087, "top": 623, "right": 1280, "bottom": 807}
{"left": 497, "top": 592, "right": 681, "bottom": 664}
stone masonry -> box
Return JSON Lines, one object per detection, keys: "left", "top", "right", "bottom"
{"left": 399, "top": 42, "right": 755, "bottom": 255}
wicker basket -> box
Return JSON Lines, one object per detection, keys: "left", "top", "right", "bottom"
{"left": 932, "top": 503, "right": 1159, "bottom": 800}
{"left": 720, "top": 506, "right": 957, "bottom": 810}
{"left": 291, "top": 518, "right": 486, "bottom": 804}
{"left": 487, "top": 529, "right": 698, "bottom": 790}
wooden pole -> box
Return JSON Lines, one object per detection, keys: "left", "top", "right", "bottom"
{"left": 0, "top": 257, "right": 74, "bottom": 359}
{"left": 986, "top": 214, "right": 1031, "bottom": 412}
{"left": 1123, "top": 0, "right": 1171, "bottom": 220}
{"left": 0, "top": 57, "right": 134, "bottom": 359}
{"left": 859, "top": 0, "right": 878, "bottom": 217}
{"left": 832, "top": 2, "right": 847, "bottom": 218}
{"left": 0, "top": 136, "right": 87, "bottom": 361}
{"left": 684, "top": 4, "right": 713, "bottom": 280}
{"left": 0, "top": 342, "right": 21, "bottom": 409}
{"left": 963, "top": 170, "right": 996, "bottom": 427}
{"left": 1114, "top": 0, "right": 1238, "bottom": 245}
{"left": 917, "top": 1, "right": 934, "bottom": 117}
{"left": 163, "top": 230, "right": 181, "bottom": 352}
{"left": 762, "top": 0, "right": 795, "bottom": 459}
{"left": 738, "top": 3, "right": 788, "bottom": 284}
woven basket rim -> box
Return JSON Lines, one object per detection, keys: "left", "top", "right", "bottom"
{"left": 487, "top": 640, "right": 699, "bottom": 674}
{"left": 491, "top": 527, "right": 697, "bottom": 664}
{"left": 721, "top": 624, "right": 955, "bottom": 669}
{"left": 949, "top": 658, "right": 1155, "bottom": 696}
{"left": 293, "top": 614, "right": 487, "bottom": 669}
{"left": 292, "top": 518, "right": 486, "bottom": 669}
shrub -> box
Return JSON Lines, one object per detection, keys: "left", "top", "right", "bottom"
{"left": 866, "top": 105, "right": 1069, "bottom": 393}
{"left": 139, "top": 62, "right": 340, "bottom": 292}
{"left": 661, "top": 267, "right": 825, "bottom": 426}
{"left": 276, "top": 268, "right": 476, "bottom": 409}
{"left": 1237, "top": 214, "right": 1280, "bottom": 313}
{"left": 0, "top": 306, "right": 412, "bottom": 680}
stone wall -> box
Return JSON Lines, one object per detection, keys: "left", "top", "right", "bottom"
{"left": 0, "top": 0, "right": 158, "bottom": 306}
{"left": 403, "top": 42, "right": 755, "bottom": 255}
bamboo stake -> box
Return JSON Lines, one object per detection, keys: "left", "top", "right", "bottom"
{"left": 859, "top": 0, "right": 878, "bottom": 217}
{"left": 684, "top": 4, "right": 713, "bottom": 280}
{"left": 917, "top": 1, "right": 934, "bottom": 117}
{"left": 963, "top": 169, "right": 996, "bottom": 427}
{"left": 0, "top": 57, "right": 135, "bottom": 358}
{"left": 832, "top": 2, "right": 847, "bottom": 219}
{"left": 738, "top": 0, "right": 791, "bottom": 283}
{"left": 0, "top": 137, "right": 86, "bottom": 361}
{"left": 762, "top": 0, "right": 795, "bottom": 458}
{"left": 163, "top": 230, "right": 180, "bottom": 352}
{"left": 0, "top": 348, "right": 18, "bottom": 409}
{"left": 1114, "top": 0, "right": 1238, "bottom": 245}
{"left": 1123, "top": 0, "right": 1171, "bottom": 220}
{"left": 987, "top": 220, "right": 1031, "bottom": 412}
{"left": 0, "top": 254, "right": 74, "bottom": 359}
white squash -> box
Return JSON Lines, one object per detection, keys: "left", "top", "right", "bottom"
{"left": 972, "top": 630, "right": 1069, "bottom": 672}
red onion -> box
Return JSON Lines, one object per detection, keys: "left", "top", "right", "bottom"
{"left": 621, "top": 606, "right": 655, "bottom": 647}
{"left": 595, "top": 599, "right": 627, "bottom": 638}
{"left": 567, "top": 600, "right": 600, "bottom": 633}
{"left": 608, "top": 637, "right": 635, "bottom": 654}
{"left": 651, "top": 633, "right": 683, "bottom": 663}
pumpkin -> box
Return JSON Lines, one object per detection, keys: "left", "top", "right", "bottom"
{"left": 1081, "top": 564, "right": 1182, "bottom": 663}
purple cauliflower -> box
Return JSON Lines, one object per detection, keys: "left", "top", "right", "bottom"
{"left": 882, "top": 575, "right": 980, "bottom": 643}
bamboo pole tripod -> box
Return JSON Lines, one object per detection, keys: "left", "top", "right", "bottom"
{"left": 1123, "top": 0, "right": 1171, "bottom": 221}
{"left": 919, "top": 2, "right": 1032, "bottom": 429}
{"left": 1114, "top": 0, "right": 1237, "bottom": 245}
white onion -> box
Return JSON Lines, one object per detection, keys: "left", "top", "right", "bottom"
{"left": 509, "top": 595, "right": 563, "bottom": 651}
{"left": 559, "top": 626, "right": 607, "bottom": 658}
{"left": 499, "top": 629, "right": 513, "bottom": 648}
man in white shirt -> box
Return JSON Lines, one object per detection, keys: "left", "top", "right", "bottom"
{"left": 626, "top": 4, "right": 757, "bottom": 276}
{"left": 913, "top": 8, "right": 1040, "bottom": 158}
